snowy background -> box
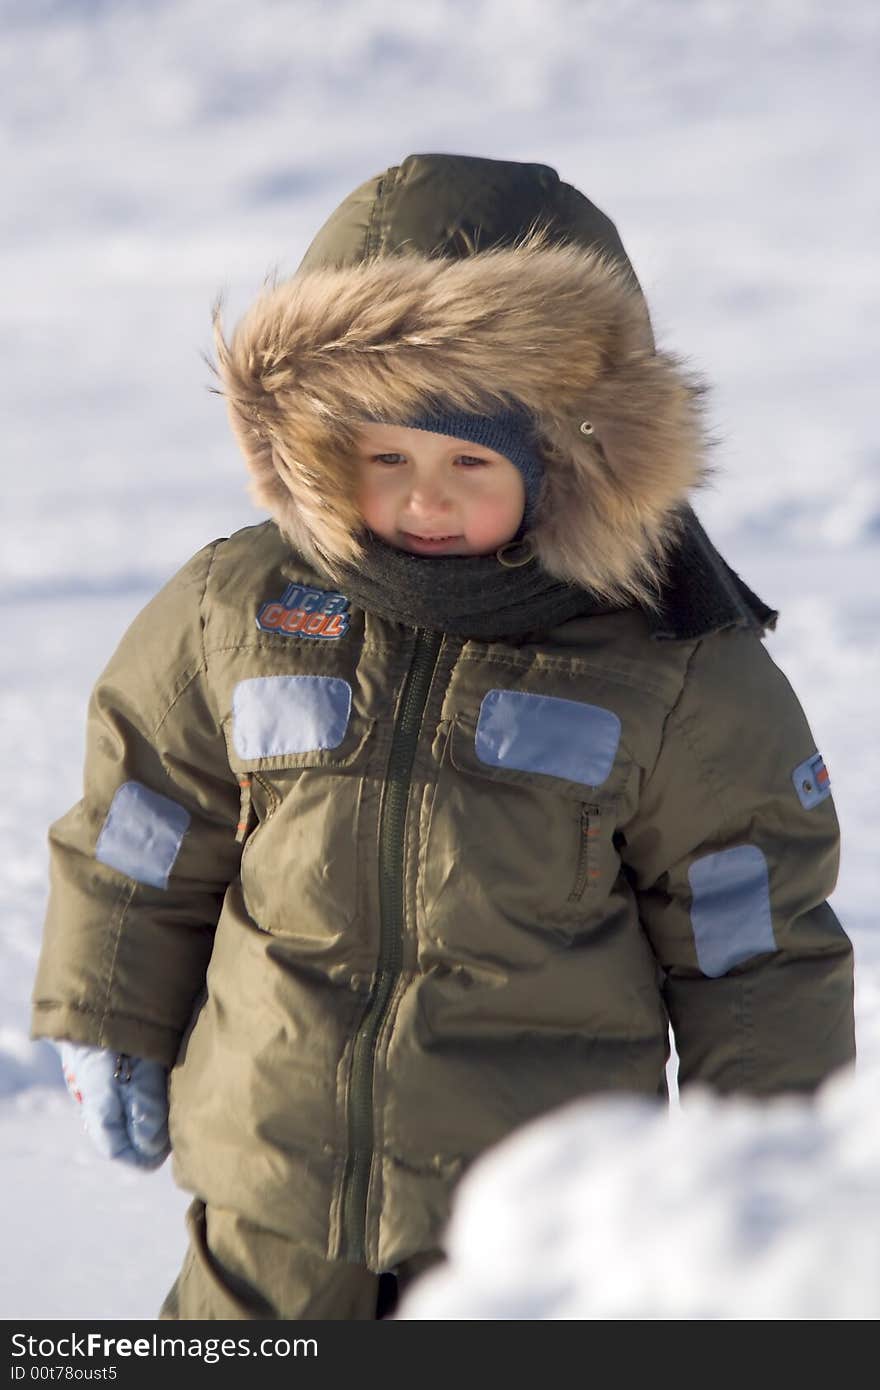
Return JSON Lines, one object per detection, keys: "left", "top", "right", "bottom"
{"left": 1, "top": 0, "right": 877, "bottom": 1320}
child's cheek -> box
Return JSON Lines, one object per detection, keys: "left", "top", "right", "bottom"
{"left": 356, "top": 474, "right": 392, "bottom": 536}
{"left": 467, "top": 495, "right": 524, "bottom": 551}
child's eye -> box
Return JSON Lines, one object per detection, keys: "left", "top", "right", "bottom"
{"left": 367, "top": 451, "right": 489, "bottom": 467}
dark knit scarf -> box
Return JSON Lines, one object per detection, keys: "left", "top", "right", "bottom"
{"left": 329, "top": 506, "right": 777, "bottom": 644}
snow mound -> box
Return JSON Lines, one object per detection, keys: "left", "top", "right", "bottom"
{"left": 397, "top": 1062, "right": 878, "bottom": 1319}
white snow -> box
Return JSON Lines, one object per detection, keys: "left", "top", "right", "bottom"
{"left": 397, "top": 1068, "right": 880, "bottom": 1321}
{"left": 1, "top": 0, "right": 876, "bottom": 1321}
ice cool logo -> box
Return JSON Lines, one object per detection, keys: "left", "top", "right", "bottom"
{"left": 257, "top": 583, "right": 351, "bottom": 640}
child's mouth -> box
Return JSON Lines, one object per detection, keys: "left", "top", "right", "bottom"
{"left": 401, "top": 532, "right": 463, "bottom": 553}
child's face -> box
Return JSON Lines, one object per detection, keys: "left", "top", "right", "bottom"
{"left": 354, "top": 423, "right": 526, "bottom": 557}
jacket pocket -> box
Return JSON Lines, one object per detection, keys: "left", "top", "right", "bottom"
{"left": 444, "top": 711, "right": 625, "bottom": 800}
{"left": 230, "top": 716, "right": 376, "bottom": 943}
{"left": 232, "top": 714, "right": 375, "bottom": 865}
{"left": 423, "top": 716, "right": 619, "bottom": 921}
{"left": 223, "top": 673, "right": 375, "bottom": 775}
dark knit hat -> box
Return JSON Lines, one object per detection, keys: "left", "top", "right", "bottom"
{"left": 373, "top": 402, "right": 545, "bottom": 530}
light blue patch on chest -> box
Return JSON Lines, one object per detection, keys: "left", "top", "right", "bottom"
{"left": 95, "top": 781, "right": 190, "bottom": 891}
{"left": 688, "top": 844, "right": 776, "bottom": 978}
{"left": 232, "top": 675, "right": 352, "bottom": 759}
{"left": 474, "top": 688, "right": 622, "bottom": 787}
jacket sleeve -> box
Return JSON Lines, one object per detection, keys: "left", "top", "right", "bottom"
{"left": 31, "top": 541, "right": 243, "bottom": 1067}
{"left": 619, "top": 626, "right": 855, "bottom": 1096}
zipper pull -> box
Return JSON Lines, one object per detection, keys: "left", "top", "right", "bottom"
{"left": 235, "top": 775, "right": 254, "bottom": 844}
{"left": 113, "top": 1054, "right": 133, "bottom": 1084}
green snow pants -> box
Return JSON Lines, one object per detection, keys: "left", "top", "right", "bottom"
{"left": 159, "top": 1199, "right": 443, "bottom": 1320}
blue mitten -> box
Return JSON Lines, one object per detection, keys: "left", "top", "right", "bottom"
{"left": 57, "top": 1042, "right": 170, "bottom": 1170}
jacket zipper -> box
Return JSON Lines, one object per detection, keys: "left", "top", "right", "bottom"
{"left": 568, "top": 804, "right": 601, "bottom": 901}
{"left": 340, "top": 627, "right": 443, "bottom": 1262}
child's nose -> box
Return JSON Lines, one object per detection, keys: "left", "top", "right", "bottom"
{"left": 406, "top": 478, "right": 452, "bottom": 512}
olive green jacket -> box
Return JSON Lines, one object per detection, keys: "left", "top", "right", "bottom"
{"left": 31, "top": 156, "right": 854, "bottom": 1269}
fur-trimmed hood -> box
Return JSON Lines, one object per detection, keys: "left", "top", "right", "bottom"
{"left": 213, "top": 153, "right": 713, "bottom": 607}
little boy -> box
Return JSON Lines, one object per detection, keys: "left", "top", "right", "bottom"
{"left": 32, "top": 154, "right": 855, "bottom": 1320}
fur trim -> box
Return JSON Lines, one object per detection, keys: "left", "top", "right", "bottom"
{"left": 213, "top": 231, "right": 713, "bottom": 606}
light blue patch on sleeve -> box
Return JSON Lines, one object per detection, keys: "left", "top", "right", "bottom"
{"left": 475, "top": 689, "right": 622, "bottom": 787}
{"left": 232, "top": 675, "right": 352, "bottom": 759}
{"left": 95, "top": 781, "right": 190, "bottom": 891}
{"left": 792, "top": 752, "right": 832, "bottom": 810}
{"left": 688, "top": 844, "right": 776, "bottom": 978}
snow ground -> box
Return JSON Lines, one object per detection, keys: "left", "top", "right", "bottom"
{"left": 1, "top": 0, "right": 877, "bottom": 1321}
